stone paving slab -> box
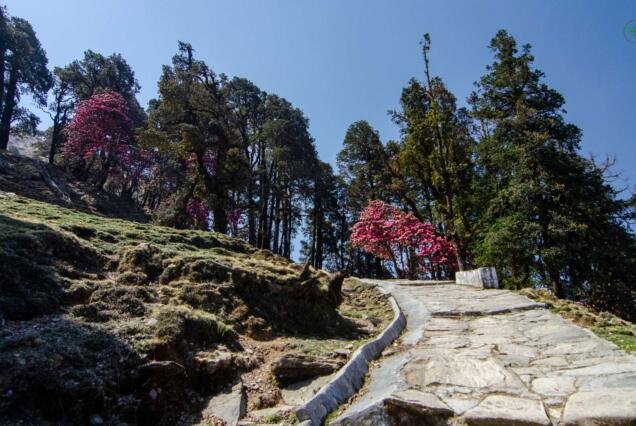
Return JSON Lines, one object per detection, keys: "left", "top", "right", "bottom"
{"left": 332, "top": 281, "right": 636, "bottom": 425}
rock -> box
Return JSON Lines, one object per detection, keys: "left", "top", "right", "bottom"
{"left": 271, "top": 353, "right": 343, "bottom": 384}
{"left": 330, "top": 403, "right": 393, "bottom": 426}
{"left": 298, "top": 260, "right": 312, "bottom": 280}
{"left": 439, "top": 396, "right": 479, "bottom": 415}
{"left": 281, "top": 374, "right": 333, "bottom": 406}
{"left": 531, "top": 377, "right": 575, "bottom": 397}
{"left": 333, "top": 349, "right": 350, "bottom": 358}
{"left": 404, "top": 356, "right": 524, "bottom": 390}
{"left": 245, "top": 316, "right": 272, "bottom": 340}
{"left": 249, "top": 404, "right": 295, "bottom": 422}
{"left": 386, "top": 390, "right": 453, "bottom": 417}
{"left": 202, "top": 381, "right": 246, "bottom": 426}
{"left": 562, "top": 389, "right": 636, "bottom": 425}
{"left": 194, "top": 349, "right": 233, "bottom": 379}
{"left": 327, "top": 271, "right": 346, "bottom": 306}
{"left": 557, "top": 360, "right": 636, "bottom": 377}
{"left": 576, "top": 372, "right": 636, "bottom": 391}
{"left": 462, "top": 395, "right": 550, "bottom": 425}
{"left": 134, "top": 360, "right": 188, "bottom": 416}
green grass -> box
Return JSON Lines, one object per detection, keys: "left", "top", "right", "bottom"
{"left": 0, "top": 192, "right": 300, "bottom": 282}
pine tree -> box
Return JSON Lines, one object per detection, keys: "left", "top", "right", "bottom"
{"left": 470, "top": 30, "right": 635, "bottom": 319}
{"left": 0, "top": 9, "right": 52, "bottom": 149}
{"left": 393, "top": 34, "right": 476, "bottom": 270}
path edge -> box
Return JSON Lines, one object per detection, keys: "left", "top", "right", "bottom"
{"left": 294, "top": 291, "right": 406, "bottom": 425}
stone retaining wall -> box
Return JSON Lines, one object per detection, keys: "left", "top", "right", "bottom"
{"left": 295, "top": 295, "right": 406, "bottom": 425}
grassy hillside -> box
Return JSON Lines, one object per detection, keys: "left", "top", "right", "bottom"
{"left": 0, "top": 192, "right": 392, "bottom": 425}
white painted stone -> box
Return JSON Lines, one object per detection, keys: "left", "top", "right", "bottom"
{"left": 462, "top": 395, "right": 550, "bottom": 425}
{"left": 456, "top": 267, "right": 499, "bottom": 289}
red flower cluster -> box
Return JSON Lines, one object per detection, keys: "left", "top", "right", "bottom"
{"left": 63, "top": 91, "right": 134, "bottom": 161}
{"left": 351, "top": 200, "right": 455, "bottom": 270}
{"left": 186, "top": 198, "right": 210, "bottom": 229}
{"left": 227, "top": 208, "right": 243, "bottom": 233}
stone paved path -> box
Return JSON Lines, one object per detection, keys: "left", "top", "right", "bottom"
{"left": 332, "top": 281, "right": 636, "bottom": 425}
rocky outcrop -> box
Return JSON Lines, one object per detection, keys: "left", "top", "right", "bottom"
{"left": 271, "top": 354, "right": 343, "bottom": 385}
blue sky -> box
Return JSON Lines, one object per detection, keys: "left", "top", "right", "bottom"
{"left": 6, "top": 0, "right": 636, "bottom": 191}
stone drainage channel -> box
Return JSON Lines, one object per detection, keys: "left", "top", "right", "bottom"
{"left": 296, "top": 279, "right": 636, "bottom": 426}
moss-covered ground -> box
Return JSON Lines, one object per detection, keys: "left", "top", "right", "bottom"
{"left": 0, "top": 192, "right": 392, "bottom": 425}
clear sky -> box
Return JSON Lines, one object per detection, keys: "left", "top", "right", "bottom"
{"left": 5, "top": 0, "right": 636, "bottom": 191}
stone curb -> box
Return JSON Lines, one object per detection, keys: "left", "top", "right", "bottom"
{"left": 294, "top": 294, "right": 406, "bottom": 425}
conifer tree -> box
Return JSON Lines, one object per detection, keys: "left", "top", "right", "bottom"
{"left": 470, "top": 30, "right": 635, "bottom": 319}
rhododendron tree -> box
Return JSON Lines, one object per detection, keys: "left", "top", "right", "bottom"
{"left": 227, "top": 208, "right": 243, "bottom": 237}
{"left": 63, "top": 91, "right": 136, "bottom": 188}
{"left": 186, "top": 198, "right": 210, "bottom": 229}
{"left": 351, "top": 200, "right": 456, "bottom": 278}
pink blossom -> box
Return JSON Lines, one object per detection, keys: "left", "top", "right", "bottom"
{"left": 186, "top": 198, "right": 210, "bottom": 229}
{"left": 351, "top": 200, "right": 456, "bottom": 272}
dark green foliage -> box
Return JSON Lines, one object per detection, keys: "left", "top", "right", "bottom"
{"left": 335, "top": 121, "right": 394, "bottom": 277}
{"left": 302, "top": 161, "right": 350, "bottom": 271}
{"left": 469, "top": 30, "right": 635, "bottom": 320}
{"left": 57, "top": 49, "right": 145, "bottom": 125}
{"left": 391, "top": 34, "right": 477, "bottom": 270}
{"left": 0, "top": 7, "right": 52, "bottom": 150}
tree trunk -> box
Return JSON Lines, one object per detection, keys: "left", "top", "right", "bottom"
{"left": 455, "top": 242, "right": 468, "bottom": 271}
{"left": 266, "top": 191, "right": 275, "bottom": 249}
{"left": 284, "top": 190, "right": 292, "bottom": 258}
{"left": 247, "top": 182, "right": 256, "bottom": 245}
{"left": 273, "top": 196, "right": 281, "bottom": 254}
{"left": 0, "top": 67, "right": 18, "bottom": 151}
{"left": 0, "top": 44, "right": 6, "bottom": 115}
{"left": 550, "top": 269, "right": 564, "bottom": 299}
{"left": 49, "top": 117, "right": 62, "bottom": 164}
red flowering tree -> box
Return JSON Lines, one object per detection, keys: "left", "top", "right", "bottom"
{"left": 351, "top": 200, "right": 456, "bottom": 278}
{"left": 186, "top": 198, "right": 210, "bottom": 230}
{"left": 63, "top": 90, "right": 137, "bottom": 188}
